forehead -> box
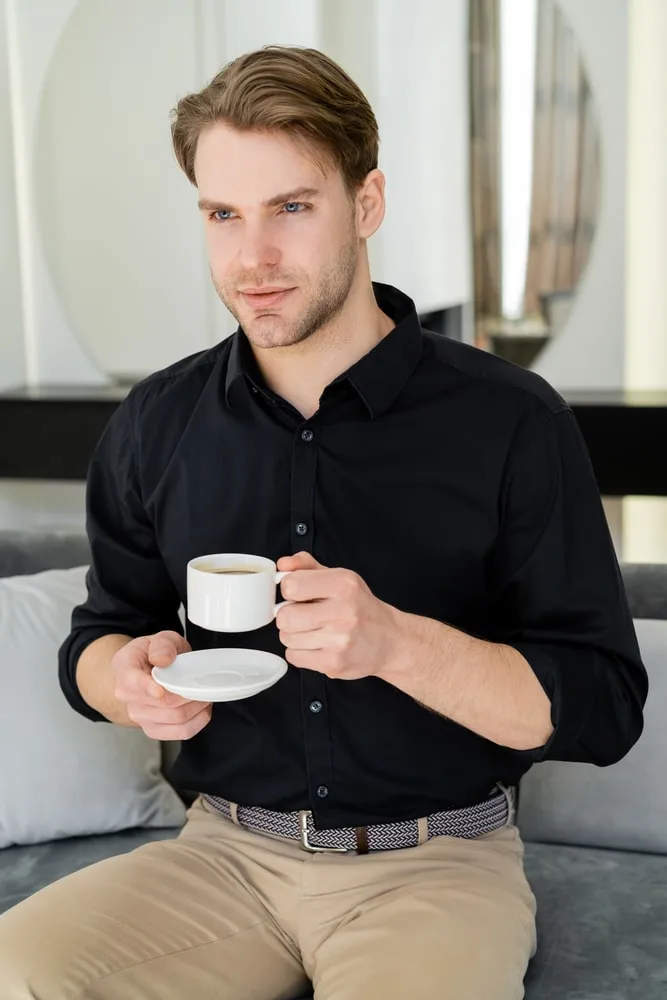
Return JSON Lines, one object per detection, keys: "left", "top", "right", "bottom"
{"left": 193, "top": 123, "right": 337, "bottom": 202}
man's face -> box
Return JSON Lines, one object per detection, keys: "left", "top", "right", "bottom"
{"left": 195, "top": 124, "right": 360, "bottom": 349}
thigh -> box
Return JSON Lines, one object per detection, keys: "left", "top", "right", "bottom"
{"left": 0, "top": 802, "right": 308, "bottom": 1000}
{"left": 311, "top": 825, "right": 537, "bottom": 1000}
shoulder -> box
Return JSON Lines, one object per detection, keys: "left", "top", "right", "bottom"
{"left": 97, "top": 340, "right": 232, "bottom": 485}
{"left": 420, "top": 330, "right": 568, "bottom": 420}
{"left": 124, "top": 340, "right": 231, "bottom": 424}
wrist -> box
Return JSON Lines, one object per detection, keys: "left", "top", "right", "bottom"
{"left": 379, "top": 606, "right": 434, "bottom": 684}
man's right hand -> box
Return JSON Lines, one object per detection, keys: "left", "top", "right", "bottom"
{"left": 111, "top": 630, "right": 212, "bottom": 740}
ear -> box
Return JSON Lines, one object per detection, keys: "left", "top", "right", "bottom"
{"left": 356, "top": 169, "right": 386, "bottom": 240}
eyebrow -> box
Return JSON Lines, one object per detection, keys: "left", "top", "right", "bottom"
{"left": 197, "top": 186, "right": 321, "bottom": 213}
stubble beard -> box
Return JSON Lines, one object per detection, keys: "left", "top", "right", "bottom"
{"left": 213, "top": 235, "right": 359, "bottom": 350}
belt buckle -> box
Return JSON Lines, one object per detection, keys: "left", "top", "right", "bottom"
{"left": 298, "top": 810, "right": 348, "bottom": 854}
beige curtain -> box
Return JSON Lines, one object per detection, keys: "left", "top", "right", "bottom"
{"left": 522, "top": 0, "right": 600, "bottom": 319}
{"left": 469, "top": 0, "right": 501, "bottom": 344}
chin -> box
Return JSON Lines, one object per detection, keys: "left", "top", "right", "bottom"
{"left": 244, "top": 324, "right": 296, "bottom": 349}
{"left": 242, "top": 313, "right": 303, "bottom": 347}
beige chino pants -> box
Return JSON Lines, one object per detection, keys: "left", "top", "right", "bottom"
{"left": 0, "top": 795, "right": 537, "bottom": 1000}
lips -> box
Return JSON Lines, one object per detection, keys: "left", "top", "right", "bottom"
{"left": 240, "top": 288, "right": 295, "bottom": 309}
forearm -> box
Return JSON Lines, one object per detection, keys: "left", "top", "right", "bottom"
{"left": 76, "top": 634, "right": 138, "bottom": 727}
{"left": 382, "top": 610, "right": 554, "bottom": 751}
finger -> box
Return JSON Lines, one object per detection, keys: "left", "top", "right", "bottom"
{"left": 137, "top": 687, "right": 196, "bottom": 709}
{"left": 138, "top": 704, "right": 213, "bottom": 741}
{"left": 284, "top": 648, "right": 332, "bottom": 673}
{"left": 276, "top": 551, "right": 324, "bottom": 573}
{"left": 148, "top": 631, "right": 190, "bottom": 667}
{"left": 131, "top": 698, "right": 211, "bottom": 725}
{"left": 118, "top": 637, "right": 188, "bottom": 702}
{"left": 275, "top": 599, "right": 329, "bottom": 633}
{"left": 279, "top": 627, "right": 329, "bottom": 650}
{"left": 116, "top": 666, "right": 178, "bottom": 704}
{"left": 115, "top": 640, "right": 165, "bottom": 700}
{"left": 281, "top": 567, "right": 350, "bottom": 603}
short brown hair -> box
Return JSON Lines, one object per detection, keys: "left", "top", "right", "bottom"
{"left": 170, "top": 45, "right": 379, "bottom": 197}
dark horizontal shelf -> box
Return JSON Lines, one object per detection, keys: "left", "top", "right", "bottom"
{"left": 1, "top": 385, "right": 667, "bottom": 495}
{"left": 0, "top": 387, "right": 125, "bottom": 481}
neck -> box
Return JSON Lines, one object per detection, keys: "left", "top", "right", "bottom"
{"left": 249, "top": 268, "right": 395, "bottom": 419}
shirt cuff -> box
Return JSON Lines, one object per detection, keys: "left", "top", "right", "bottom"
{"left": 58, "top": 628, "right": 121, "bottom": 723}
{"left": 506, "top": 640, "right": 597, "bottom": 762}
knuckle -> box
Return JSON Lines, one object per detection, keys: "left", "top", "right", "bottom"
{"left": 339, "top": 605, "right": 359, "bottom": 631}
{"left": 153, "top": 630, "right": 178, "bottom": 643}
{"left": 337, "top": 631, "right": 352, "bottom": 651}
{"left": 337, "top": 571, "right": 358, "bottom": 599}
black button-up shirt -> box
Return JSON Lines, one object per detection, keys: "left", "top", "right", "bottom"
{"left": 58, "top": 283, "right": 648, "bottom": 828}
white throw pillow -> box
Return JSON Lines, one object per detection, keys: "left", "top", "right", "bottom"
{"left": 518, "top": 618, "right": 666, "bottom": 853}
{"left": 0, "top": 566, "right": 186, "bottom": 847}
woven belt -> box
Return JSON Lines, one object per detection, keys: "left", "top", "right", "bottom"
{"left": 203, "top": 783, "right": 514, "bottom": 854}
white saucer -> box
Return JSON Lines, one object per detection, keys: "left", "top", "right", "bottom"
{"left": 152, "top": 648, "right": 288, "bottom": 702}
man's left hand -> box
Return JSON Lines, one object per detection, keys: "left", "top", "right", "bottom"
{"left": 275, "top": 551, "right": 405, "bottom": 680}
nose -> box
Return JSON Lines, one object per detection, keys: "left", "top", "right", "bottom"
{"left": 236, "top": 220, "right": 281, "bottom": 272}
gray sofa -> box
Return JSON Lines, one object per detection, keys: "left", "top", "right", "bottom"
{"left": 0, "top": 529, "right": 665, "bottom": 999}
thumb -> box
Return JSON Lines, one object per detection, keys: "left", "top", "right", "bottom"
{"left": 277, "top": 551, "right": 324, "bottom": 572}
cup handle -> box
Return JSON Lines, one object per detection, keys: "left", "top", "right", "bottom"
{"left": 274, "top": 600, "right": 293, "bottom": 617}
{"left": 274, "top": 571, "right": 294, "bottom": 618}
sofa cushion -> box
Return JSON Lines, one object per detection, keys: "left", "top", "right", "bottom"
{"left": 623, "top": 563, "right": 667, "bottom": 620}
{"left": 523, "top": 841, "right": 667, "bottom": 999}
{"left": 0, "top": 826, "right": 179, "bottom": 915}
{"left": 0, "top": 565, "right": 186, "bottom": 848}
{"left": 0, "top": 530, "right": 90, "bottom": 578}
{"left": 517, "top": 619, "right": 666, "bottom": 854}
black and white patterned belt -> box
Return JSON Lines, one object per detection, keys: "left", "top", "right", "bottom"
{"left": 202, "top": 783, "right": 515, "bottom": 854}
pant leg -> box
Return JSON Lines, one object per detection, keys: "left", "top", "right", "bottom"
{"left": 0, "top": 797, "right": 310, "bottom": 1000}
{"left": 302, "top": 823, "right": 537, "bottom": 1000}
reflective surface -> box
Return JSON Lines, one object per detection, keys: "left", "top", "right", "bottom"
{"left": 470, "top": 0, "right": 601, "bottom": 367}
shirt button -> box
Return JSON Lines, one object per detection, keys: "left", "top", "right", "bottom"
{"left": 316, "top": 784, "right": 329, "bottom": 799}
{"left": 301, "top": 429, "right": 314, "bottom": 442}
{"left": 295, "top": 522, "right": 308, "bottom": 536}
{"left": 309, "top": 700, "right": 323, "bottom": 713}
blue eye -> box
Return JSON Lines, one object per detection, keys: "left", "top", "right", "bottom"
{"left": 212, "top": 209, "right": 233, "bottom": 222}
{"left": 284, "top": 202, "right": 305, "bottom": 213}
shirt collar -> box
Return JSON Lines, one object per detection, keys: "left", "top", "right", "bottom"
{"left": 224, "top": 281, "right": 423, "bottom": 418}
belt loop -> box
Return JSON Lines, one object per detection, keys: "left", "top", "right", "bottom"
{"left": 355, "top": 826, "right": 369, "bottom": 855}
{"left": 417, "top": 816, "right": 429, "bottom": 845}
{"left": 229, "top": 801, "right": 240, "bottom": 825}
{"left": 496, "top": 783, "right": 515, "bottom": 826}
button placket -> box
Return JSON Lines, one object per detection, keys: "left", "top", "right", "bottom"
{"left": 289, "top": 424, "right": 333, "bottom": 819}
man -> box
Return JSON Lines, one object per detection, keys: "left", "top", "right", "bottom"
{"left": 0, "top": 45, "right": 647, "bottom": 1000}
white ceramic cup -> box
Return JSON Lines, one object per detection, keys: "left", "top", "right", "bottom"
{"left": 187, "top": 553, "right": 291, "bottom": 633}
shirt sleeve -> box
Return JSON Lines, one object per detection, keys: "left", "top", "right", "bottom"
{"left": 489, "top": 403, "right": 648, "bottom": 765}
{"left": 58, "top": 391, "right": 183, "bottom": 722}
